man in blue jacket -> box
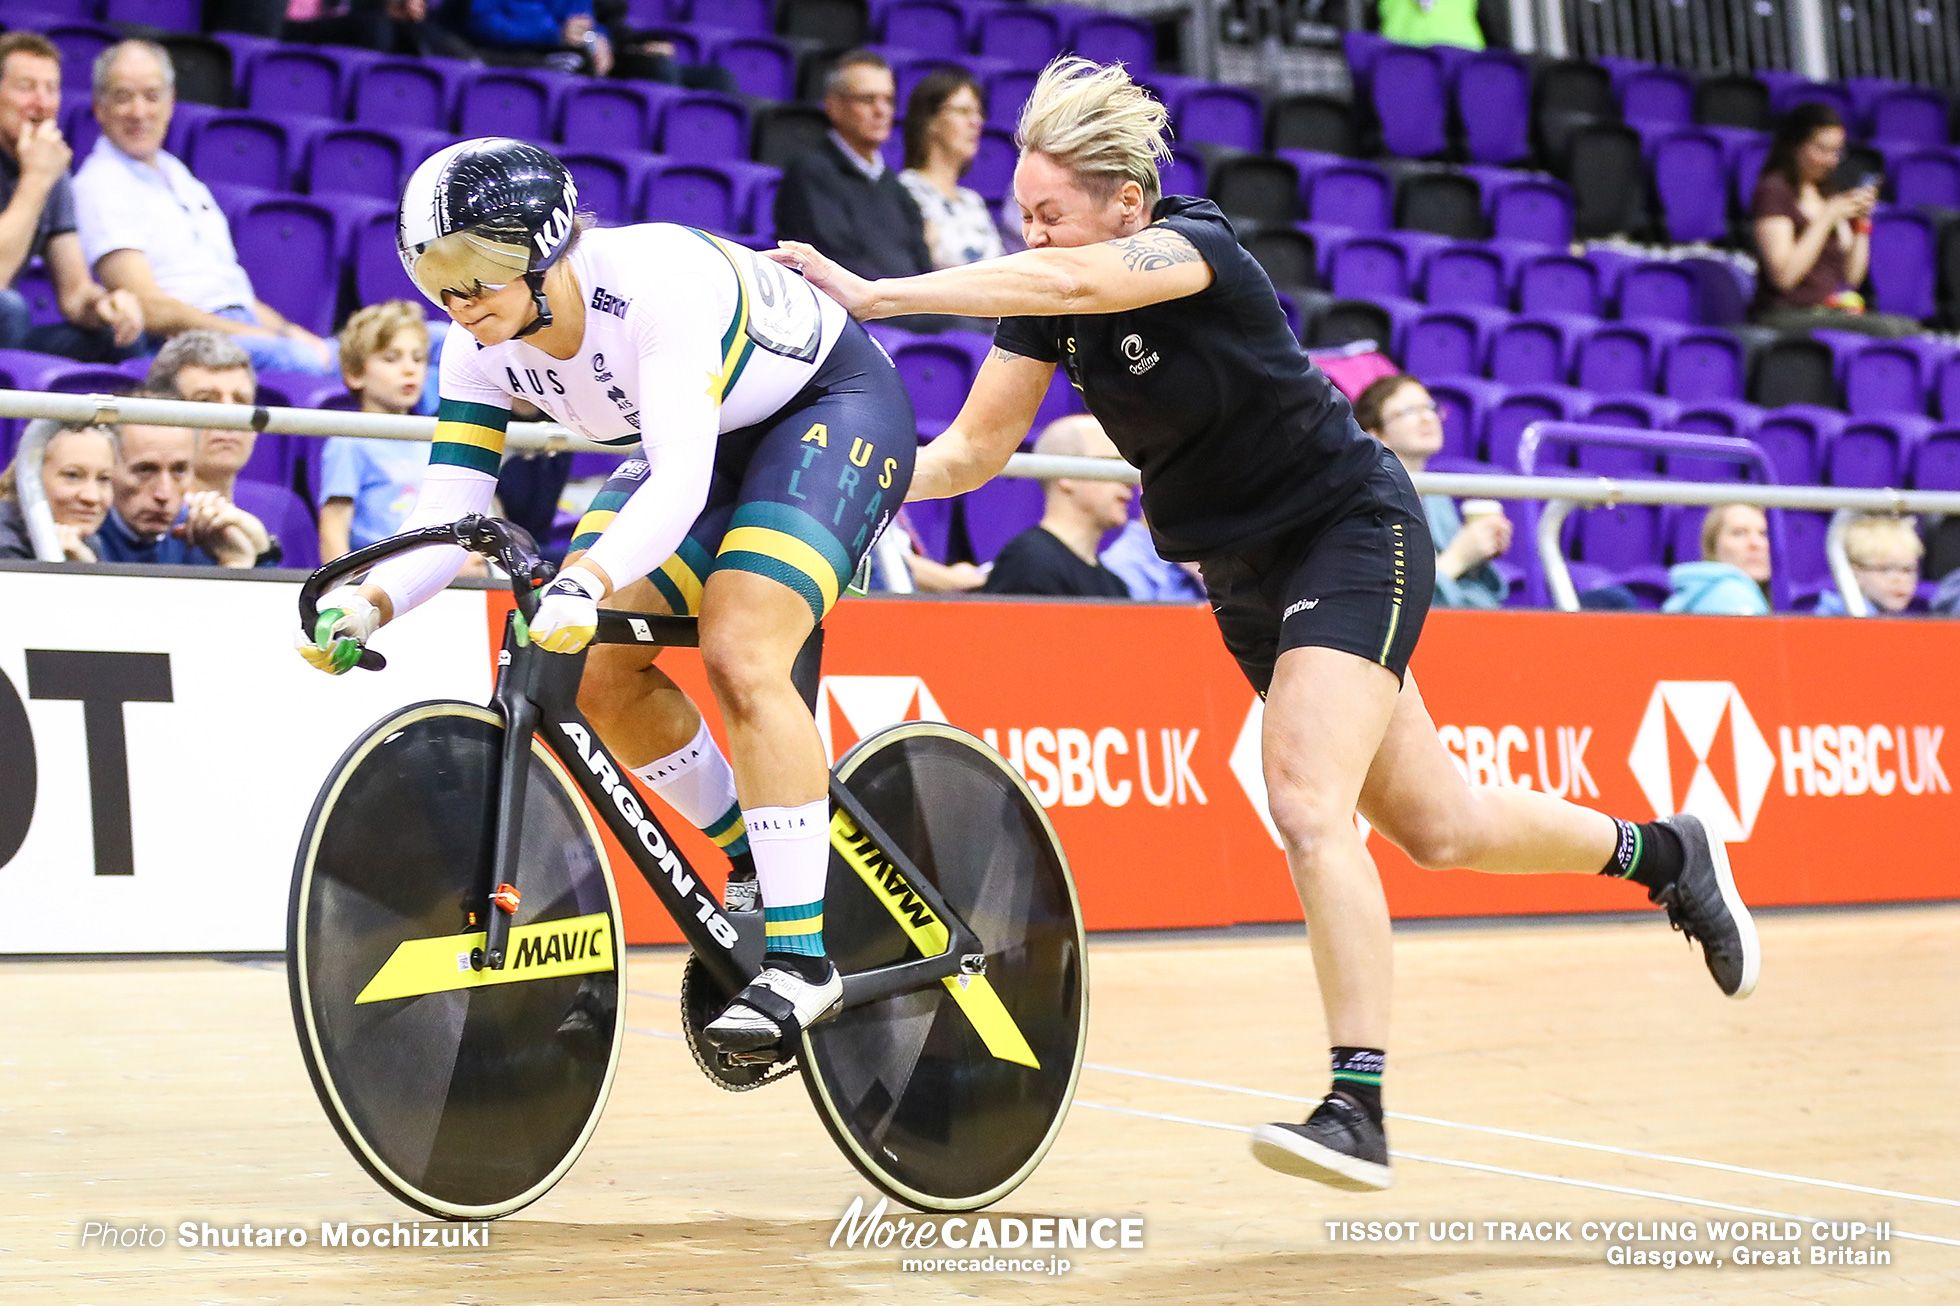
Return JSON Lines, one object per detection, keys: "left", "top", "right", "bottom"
{"left": 463, "top": 0, "right": 613, "bottom": 74}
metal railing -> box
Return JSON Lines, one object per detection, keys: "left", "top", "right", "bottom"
{"left": 8, "top": 391, "right": 1960, "bottom": 619}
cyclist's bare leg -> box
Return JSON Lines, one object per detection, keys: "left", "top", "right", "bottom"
{"left": 696, "top": 569, "right": 825, "bottom": 808}
{"left": 1357, "top": 672, "right": 1616, "bottom": 874}
{"left": 567, "top": 568, "right": 699, "bottom": 770}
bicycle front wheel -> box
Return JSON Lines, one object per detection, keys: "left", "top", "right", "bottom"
{"left": 288, "top": 701, "right": 623, "bottom": 1220}
{"left": 800, "top": 722, "right": 1088, "bottom": 1211}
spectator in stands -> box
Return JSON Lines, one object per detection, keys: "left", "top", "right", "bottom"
{"left": 0, "top": 34, "right": 144, "bottom": 362}
{"left": 464, "top": 0, "right": 615, "bottom": 75}
{"left": 589, "top": 1, "right": 738, "bottom": 88}
{"left": 1355, "top": 373, "right": 1509, "bottom": 609}
{"left": 1816, "top": 512, "right": 1923, "bottom": 615}
{"left": 1100, "top": 513, "right": 1204, "bottom": 601}
{"left": 776, "top": 52, "right": 935, "bottom": 286}
{"left": 96, "top": 419, "right": 270, "bottom": 567}
{"left": 0, "top": 422, "right": 116, "bottom": 560}
{"left": 981, "top": 415, "right": 1132, "bottom": 598}
{"left": 318, "top": 301, "right": 433, "bottom": 560}
{"left": 865, "top": 505, "right": 987, "bottom": 592}
{"left": 285, "top": 0, "right": 477, "bottom": 61}
{"left": 1751, "top": 103, "right": 1917, "bottom": 338}
{"left": 1379, "top": 0, "right": 1485, "bottom": 49}
{"left": 1664, "top": 503, "right": 1772, "bottom": 615}
{"left": 74, "top": 41, "right": 337, "bottom": 377}
{"left": 899, "top": 69, "right": 1010, "bottom": 271}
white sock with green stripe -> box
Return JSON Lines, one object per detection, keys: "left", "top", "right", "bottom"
{"left": 632, "top": 720, "right": 750, "bottom": 860}
{"left": 746, "top": 798, "right": 830, "bottom": 972}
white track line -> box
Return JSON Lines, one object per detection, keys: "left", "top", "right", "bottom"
{"left": 1073, "top": 1100, "right": 1960, "bottom": 1249}
{"left": 1085, "top": 1061, "right": 1960, "bottom": 1211}
{"left": 628, "top": 1025, "right": 684, "bottom": 1042}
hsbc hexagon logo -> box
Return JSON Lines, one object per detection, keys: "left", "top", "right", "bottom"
{"left": 1627, "top": 682, "right": 1776, "bottom": 842}
{"left": 816, "top": 676, "right": 946, "bottom": 763}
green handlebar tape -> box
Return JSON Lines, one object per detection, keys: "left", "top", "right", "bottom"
{"left": 313, "top": 607, "right": 347, "bottom": 648}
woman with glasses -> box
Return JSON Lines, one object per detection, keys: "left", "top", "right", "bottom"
{"left": 298, "top": 138, "right": 919, "bottom": 1056}
{"left": 898, "top": 68, "right": 1012, "bottom": 270}
{"left": 771, "top": 56, "right": 1762, "bottom": 1194}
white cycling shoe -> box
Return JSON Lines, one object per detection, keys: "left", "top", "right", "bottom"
{"left": 703, "top": 961, "right": 843, "bottom": 1053}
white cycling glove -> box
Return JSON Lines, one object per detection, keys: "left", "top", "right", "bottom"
{"left": 296, "top": 587, "right": 381, "bottom": 675}
{"left": 529, "top": 567, "right": 606, "bottom": 654}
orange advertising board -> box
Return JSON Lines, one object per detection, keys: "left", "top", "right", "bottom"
{"left": 488, "top": 595, "right": 1959, "bottom": 942}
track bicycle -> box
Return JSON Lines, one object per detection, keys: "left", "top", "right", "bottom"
{"left": 287, "top": 516, "right": 1088, "bottom": 1219}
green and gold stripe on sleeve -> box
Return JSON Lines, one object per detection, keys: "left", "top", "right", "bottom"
{"left": 685, "top": 227, "right": 756, "bottom": 404}
{"left": 429, "top": 398, "right": 511, "bottom": 477}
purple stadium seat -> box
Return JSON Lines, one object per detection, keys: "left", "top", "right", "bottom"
{"left": 1170, "top": 83, "right": 1263, "bottom": 152}
{"left": 1891, "top": 148, "right": 1960, "bottom": 210}
{"left": 963, "top": 475, "right": 1044, "bottom": 562}
{"left": 1617, "top": 259, "right": 1699, "bottom": 324}
{"left": 1305, "top": 161, "right": 1391, "bottom": 230}
{"left": 354, "top": 210, "right": 430, "bottom": 314}
{"left": 350, "top": 57, "right": 454, "bottom": 133}
{"left": 1343, "top": 30, "right": 1393, "bottom": 94}
{"left": 247, "top": 48, "right": 342, "bottom": 120}
{"left": 58, "top": 94, "right": 99, "bottom": 166}
{"left": 1426, "top": 375, "right": 1506, "bottom": 460}
{"left": 1671, "top": 400, "right": 1765, "bottom": 480}
{"left": 231, "top": 198, "right": 341, "bottom": 337}
{"left": 1938, "top": 354, "right": 1960, "bottom": 422}
{"left": 456, "top": 68, "right": 568, "bottom": 141}
{"left": 1481, "top": 174, "right": 1573, "bottom": 248}
{"left": 891, "top": 334, "right": 981, "bottom": 438}
{"left": 203, "top": 180, "right": 274, "bottom": 229}
{"left": 1514, "top": 253, "right": 1598, "bottom": 317}
{"left": 704, "top": 0, "right": 770, "bottom": 32}
{"left": 1865, "top": 85, "right": 1950, "bottom": 149}
{"left": 878, "top": 0, "right": 966, "bottom": 56}
{"left": 1574, "top": 502, "right": 1665, "bottom": 581}
{"left": 1422, "top": 243, "right": 1506, "bottom": 309}
{"left": 659, "top": 91, "right": 748, "bottom": 164}
{"left": 642, "top": 162, "right": 742, "bottom": 233}
{"left": 103, "top": 0, "right": 197, "bottom": 29}
{"left": 707, "top": 34, "right": 796, "bottom": 101}
{"left": 1661, "top": 329, "right": 1746, "bottom": 403}
{"left": 12, "top": 263, "right": 60, "bottom": 326}
{"left": 1161, "top": 148, "right": 1205, "bottom": 199}
{"left": 1031, "top": 361, "right": 1085, "bottom": 439}
{"left": 306, "top": 127, "right": 405, "bottom": 202}
{"left": 1068, "top": 12, "right": 1153, "bottom": 72}
{"left": 187, "top": 113, "right": 292, "bottom": 192}
{"left": 1371, "top": 45, "right": 1448, "bottom": 158}
{"left": 1721, "top": 130, "right": 1772, "bottom": 213}
{"left": 1868, "top": 205, "right": 1938, "bottom": 321}
{"left": 1756, "top": 404, "right": 1845, "bottom": 485}
{"left": 1826, "top": 415, "right": 1933, "bottom": 488}
{"left": 1455, "top": 51, "right": 1530, "bottom": 164}
{"left": 233, "top": 480, "right": 318, "bottom": 569}
{"left": 1644, "top": 127, "right": 1728, "bottom": 245}
{"left": 637, "top": 25, "right": 698, "bottom": 65}
{"left": 1618, "top": 66, "right": 1694, "bottom": 127}
{"left": 964, "top": 126, "right": 1016, "bottom": 203}
{"left": 564, "top": 150, "right": 665, "bottom": 227}
{"left": 1326, "top": 234, "right": 1409, "bottom": 300}
{"left": 46, "top": 23, "right": 114, "bottom": 87}
{"left": 1488, "top": 314, "right": 1591, "bottom": 387}
{"left": 1575, "top": 321, "right": 1674, "bottom": 395}
{"left": 1487, "top": 384, "right": 1587, "bottom": 470}
{"left": 986, "top": 66, "right": 1040, "bottom": 127}
{"left": 1910, "top": 427, "right": 1960, "bottom": 490}
{"left": 1838, "top": 338, "right": 1931, "bottom": 417}
{"left": 1402, "top": 304, "right": 1506, "bottom": 381}
{"left": 1771, "top": 81, "right": 1855, "bottom": 125}
{"left": 1581, "top": 394, "right": 1677, "bottom": 468}
{"left": 560, "top": 81, "right": 669, "bottom": 153}
{"left": 978, "top": 7, "right": 1061, "bottom": 69}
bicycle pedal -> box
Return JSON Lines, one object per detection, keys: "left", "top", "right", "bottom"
{"left": 721, "top": 1047, "right": 787, "bottom": 1068}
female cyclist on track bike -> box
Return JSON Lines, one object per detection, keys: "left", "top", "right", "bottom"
{"left": 295, "top": 138, "right": 917, "bottom": 1054}
{"left": 767, "top": 58, "right": 1761, "bottom": 1193}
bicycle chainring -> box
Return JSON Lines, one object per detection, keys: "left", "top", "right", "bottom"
{"left": 679, "top": 952, "right": 798, "bottom": 1092}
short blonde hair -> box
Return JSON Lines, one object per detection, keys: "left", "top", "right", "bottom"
{"left": 1842, "top": 512, "right": 1922, "bottom": 566}
{"left": 339, "top": 300, "right": 430, "bottom": 382}
{"left": 1016, "top": 56, "right": 1171, "bottom": 207}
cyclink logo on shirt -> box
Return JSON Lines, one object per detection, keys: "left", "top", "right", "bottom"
{"left": 1120, "top": 333, "right": 1160, "bottom": 376}
{"left": 590, "top": 287, "right": 631, "bottom": 319}
{"left": 591, "top": 352, "right": 612, "bottom": 381}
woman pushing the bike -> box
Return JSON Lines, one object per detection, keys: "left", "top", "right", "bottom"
{"left": 768, "top": 57, "right": 1761, "bottom": 1192}
{"left": 295, "top": 138, "right": 914, "bottom": 1053}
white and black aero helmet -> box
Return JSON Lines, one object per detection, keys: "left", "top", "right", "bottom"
{"left": 397, "top": 138, "right": 580, "bottom": 336}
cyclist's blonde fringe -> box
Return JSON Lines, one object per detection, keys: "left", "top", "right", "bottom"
{"left": 1016, "top": 57, "right": 1172, "bottom": 206}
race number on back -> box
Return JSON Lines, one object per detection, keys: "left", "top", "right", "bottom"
{"left": 735, "top": 244, "right": 823, "bottom": 363}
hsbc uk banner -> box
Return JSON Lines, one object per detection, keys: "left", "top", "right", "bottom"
{"left": 619, "top": 598, "right": 1960, "bottom": 939}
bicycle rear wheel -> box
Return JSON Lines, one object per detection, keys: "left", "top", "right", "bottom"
{"left": 800, "top": 722, "right": 1088, "bottom": 1211}
{"left": 288, "top": 701, "right": 623, "bottom": 1220}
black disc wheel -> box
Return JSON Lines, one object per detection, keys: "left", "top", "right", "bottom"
{"left": 288, "top": 701, "right": 623, "bottom": 1220}
{"left": 800, "top": 722, "right": 1088, "bottom": 1211}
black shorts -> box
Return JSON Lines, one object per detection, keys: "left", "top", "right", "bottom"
{"left": 1199, "top": 447, "right": 1435, "bottom": 694}
{"left": 571, "top": 322, "right": 916, "bottom": 622}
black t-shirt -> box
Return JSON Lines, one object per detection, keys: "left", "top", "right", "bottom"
{"left": 0, "top": 149, "right": 77, "bottom": 283}
{"left": 994, "top": 197, "right": 1378, "bottom": 561}
{"left": 982, "top": 526, "right": 1130, "bottom": 599}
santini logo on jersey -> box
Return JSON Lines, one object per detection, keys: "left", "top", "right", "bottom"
{"left": 591, "top": 287, "right": 631, "bottom": 319}
{"left": 1120, "top": 333, "right": 1160, "bottom": 376}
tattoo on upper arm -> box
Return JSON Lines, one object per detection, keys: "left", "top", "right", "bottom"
{"left": 1111, "top": 228, "right": 1203, "bottom": 272}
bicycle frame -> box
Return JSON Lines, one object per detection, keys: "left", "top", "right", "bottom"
{"left": 299, "top": 516, "right": 987, "bottom": 1011}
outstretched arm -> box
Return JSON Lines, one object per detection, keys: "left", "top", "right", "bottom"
{"left": 769, "top": 225, "right": 1214, "bottom": 321}
{"left": 909, "top": 347, "right": 1056, "bottom": 501}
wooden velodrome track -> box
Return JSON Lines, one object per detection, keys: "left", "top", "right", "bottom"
{"left": 5, "top": 905, "right": 1957, "bottom": 1304}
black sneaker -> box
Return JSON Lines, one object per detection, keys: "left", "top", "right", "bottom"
{"left": 1250, "top": 1093, "right": 1393, "bottom": 1191}
{"left": 1652, "top": 813, "right": 1760, "bottom": 999}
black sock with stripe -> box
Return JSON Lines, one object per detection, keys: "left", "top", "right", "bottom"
{"left": 1329, "top": 1047, "right": 1385, "bottom": 1126}
{"left": 1602, "top": 818, "right": 1684, "bottom": 893}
